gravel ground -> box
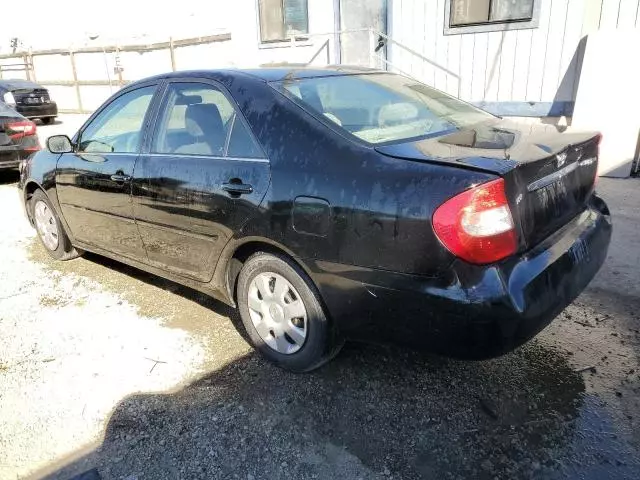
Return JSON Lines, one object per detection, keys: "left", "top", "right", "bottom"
{"left": 0, "top": 117, "right": 639, "bottom": 479}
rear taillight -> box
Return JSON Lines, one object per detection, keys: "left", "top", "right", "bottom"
{"left": 433, "top": 178, "right": 516, "bottom": 265}
{"left": 6, "top": 120, "right": 37, "bottom": 139}
{"left": 3, "top": 91, "right": 16, "bottom": 106}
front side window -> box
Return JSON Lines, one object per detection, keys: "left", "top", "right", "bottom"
{"left": 79, "top": 86, "right": 156, "bottom": 153}
{"left": 152, "top": 82, "right": 263, "bottom": 158}
{"left": 258, "top": 0, "right": 309, "bottom": 43}
{"left": 446, "top": 0, "right": 538, "bottom": 34}
{"left": 275, "top": 73, "right": 495, "bottom": 145}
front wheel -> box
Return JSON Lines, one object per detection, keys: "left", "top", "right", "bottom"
{"left": 237, "top": 252, "right": 342, "bottom": 372}
{"left": 31, "top": 189, "right": 81, "bottom": 261}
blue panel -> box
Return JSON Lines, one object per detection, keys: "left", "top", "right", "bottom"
{"left": 471, "top": 101, "right": 575, "bottom": 117}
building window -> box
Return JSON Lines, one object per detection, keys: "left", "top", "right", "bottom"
{"left": 445, "top": 0, "right": 540, "bottom": 35}
{"left": 258, "top": 0, "right": 309, "bottom": 43}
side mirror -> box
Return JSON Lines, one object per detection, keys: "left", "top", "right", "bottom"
{"left": 47, "top": 135, "right": 74, "bottom": 154}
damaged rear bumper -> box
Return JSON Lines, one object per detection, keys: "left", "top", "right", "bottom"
{"left": 310, "top": 195, "right": 612, "bottom": 359}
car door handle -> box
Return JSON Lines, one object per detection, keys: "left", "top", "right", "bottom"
{"left": 110, "top": 174, "right": 131, "bottom": 183}
{"left": 221, "top": 182, "right": 253, "bottom": 195}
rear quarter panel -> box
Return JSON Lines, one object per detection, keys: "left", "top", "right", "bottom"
{"left": 226, "top": 76, "right": 498, "bottom": 276}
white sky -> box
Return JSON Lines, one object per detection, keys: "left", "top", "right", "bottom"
{"left": 0, "top": 0, "right": 231, "bottom": 52}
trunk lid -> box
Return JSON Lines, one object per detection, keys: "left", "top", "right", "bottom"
{"left": 1, "top": 79, "right": 51, "bottom": 107}
{"left": 11, "top": 87, "right": 51, "bottom": 107}
{"left": 375, "top": 119, "right": 600, "bottom": 250}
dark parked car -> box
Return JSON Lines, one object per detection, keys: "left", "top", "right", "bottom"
{"left": 0, "top": 102, "right": 39, "bottom": 172}
{"left": 19, "top": 68, "right": 611, "bottom": 372}
{"left": 1, "top": 79, "right": 57, "bottom": 124}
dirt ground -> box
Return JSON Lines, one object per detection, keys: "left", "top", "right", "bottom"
{"left": 0, "top": 117, "right": 639, "bottom": 479}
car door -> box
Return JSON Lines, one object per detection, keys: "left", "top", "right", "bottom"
{"left": 131, "top": 80, "right": 270, "bottom": 282}
{"left": 56, "top": 84, "right": 158, "bottom": 262}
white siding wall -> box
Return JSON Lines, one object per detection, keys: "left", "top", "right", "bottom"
{"left": 389, "top": 0, "right": 640, "bottom": 106}
{"left": 230, "top": 0, "right": 337, "bottom": 67}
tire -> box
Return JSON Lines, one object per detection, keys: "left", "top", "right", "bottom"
{"left": 41, "top": 117, "right": 55, "bottom": 125}
{"left": 30, "top": 189, "right": 81, "bottom": 261}
{"left": 237, "top": 252, "right": 343, "bottom": 372}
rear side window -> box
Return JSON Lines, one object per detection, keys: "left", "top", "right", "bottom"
{"left": 226, "top": 115, "right": 264, "bottom": 158}
{"left": 152, "top": 82, "right": 264, "bottom": 158}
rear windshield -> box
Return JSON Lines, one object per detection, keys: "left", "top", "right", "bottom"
{"left": 273, "top": 73, "right": 495, "bottom": 144}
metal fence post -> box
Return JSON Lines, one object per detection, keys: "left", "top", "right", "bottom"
{"left": 169, "top": 37, "right": 177, "bottom": 71}
{"left": 23, "top": 53, "right": 31, "bottom": 81}
{"left": 28, "top": 49, "right": 36, "bottom": 82}
{"left": 115, "top": 47, "right": 124, "bottom": 86}
{"left": 69, "top": 51, "right": 83, "bottom": 113}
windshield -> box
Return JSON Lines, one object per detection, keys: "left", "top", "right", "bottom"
{"left": 274, "top": 73, "right": 495, "bottom": 144}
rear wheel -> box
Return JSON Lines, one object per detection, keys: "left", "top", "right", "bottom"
{"left": 237, "top": 252, "right": 342, "bottom": 372}
{"left": 41, "top": 117, "right": 55, "bottom": 125}
{"left": 31, "top": 189, "right": 80, "bottom": 261}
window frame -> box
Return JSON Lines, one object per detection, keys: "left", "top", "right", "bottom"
{"left": 75, "top": 82, "right": 160, "bottom": 154}
{"left": 444, "top": 0, "right": 541, "bottom": 35}
{"left": 147, "top": 78, "right": 267, "bottom": 160}
{"left": 256, "top": 0, "right": 310, "bottom": 46}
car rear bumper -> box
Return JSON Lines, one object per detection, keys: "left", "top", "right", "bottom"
{"left": 310, "top": 195, "right": 612, "bottom": 358}
{"left": 0, "top": 149, "right": 21, "bottom": 170}
{"left": 0, "top": 136, "right": 40, "bottom": 171}
{"left": 16, "top": 102, "right": 58, "bottom": 118}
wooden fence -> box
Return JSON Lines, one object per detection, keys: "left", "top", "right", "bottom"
{"left": 0, "top": 33, "right": 232, "bottom": 113}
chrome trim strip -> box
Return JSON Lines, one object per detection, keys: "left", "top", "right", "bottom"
{"left": 527, "top": 161, "right": 579, "bottom": 192}
{"left": 145, "top": 153, "right": 270, "bottom": 163}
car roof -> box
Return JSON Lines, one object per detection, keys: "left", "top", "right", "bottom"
{"left": 228, "top": 65, "right": 383, "bottom": 82}
{"left": 0, "top": 79, "right": 44, "bottom": 90}
{"left": 135, "top": 65, "right": 385, "bottom": 85}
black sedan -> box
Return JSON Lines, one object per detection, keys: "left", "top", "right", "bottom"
{"left": 1, "top": 79, "right": 58, "bottom": 124}
{"left": 19, "top": 68, "right": 611, "bottom": 372}
{"left": 0, "top": 102, "right": 40, "bottom": 172}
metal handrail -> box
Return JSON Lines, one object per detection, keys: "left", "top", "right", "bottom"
{"left": 372, "top": 30, "right": 460, "bottom": 80}
{"left": 370, "top": 50, "right": 461, "bottom": 98}
{"left": 306, "top": 39, "right": 331, "bottom": 66}
{"left": 298, "top": 28, "right": 461, "bottom": 97}
{"left": 368, "top": 56, "right": 422, "bottom": 83}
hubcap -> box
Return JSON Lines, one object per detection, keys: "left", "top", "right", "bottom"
{"left": 247, "top": 272, "right": 308, "bottom": 354}
{"left": 34, "top": 200, "right": 59, "bottom": 251}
